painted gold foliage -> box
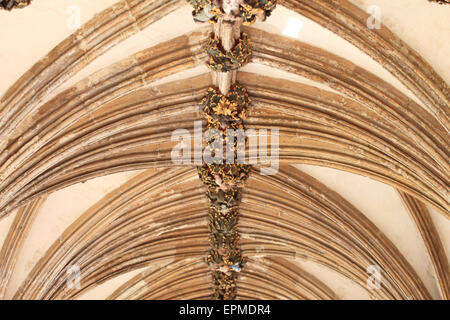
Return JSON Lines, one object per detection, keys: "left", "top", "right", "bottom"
{"left": 212, "top": 271, "right": 236, "bottom": 300}
{"left": 197, "top": 85, "right": 251, "bottom": 300}
{"left": 206, "top": 33, "right": 251, "bottom": 72}
{"left": 0, "top": 0, "right": 32, "bottom": 10}
{"left": 186, "top": 0, "right": 277, "bottom": 24}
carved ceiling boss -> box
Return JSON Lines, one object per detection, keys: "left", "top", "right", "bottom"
{"left": 186, "top": 0, "right": 277, "bottom": 299}
{"left": 0, "top": 0, "right": 448, "bottom": 302}
{"left": 0, "top": 0, "right": 32, "bottom": 10}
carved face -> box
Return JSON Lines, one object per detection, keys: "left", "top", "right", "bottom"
{"left": 222, "top": 0, "right": 240, "bottom": 15}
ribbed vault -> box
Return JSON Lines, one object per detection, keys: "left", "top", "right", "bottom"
{"left": 0, "top": 68, "right": 447, "bottom": 216}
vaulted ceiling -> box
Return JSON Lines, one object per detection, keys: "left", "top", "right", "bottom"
{"left": 0, "top": 0, "right": 448, "bottom": 300}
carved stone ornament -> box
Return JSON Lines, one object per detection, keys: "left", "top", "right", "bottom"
{"left": 206, "top": 32, "right": 252, "bottom": 72}
{"left": 428, "top": 0, "right": 450, "bottom": 4}
{"left": 197, "top": 85, "right": 251, "bottom": 299}
{"left": 0, "top": 0, "right": 32, "bottom": 10}
{"left": 187, "top": 0, "right": 277, "bottom": 24}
